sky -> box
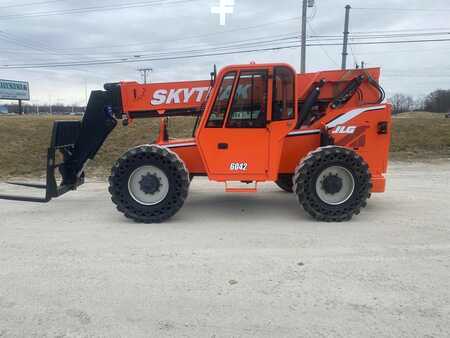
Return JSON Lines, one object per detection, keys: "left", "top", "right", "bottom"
{"left": 0, "top": 0, "right": 449, "bottom": 105}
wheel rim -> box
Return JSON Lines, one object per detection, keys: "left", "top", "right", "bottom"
{"left": 315, "top": 166, "right": 355, "bottom": 205}
{"left": 128, "top": 165, "right": 169, "bottom": 205}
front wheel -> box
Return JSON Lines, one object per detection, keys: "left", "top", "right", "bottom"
{"left": 293, "top": 146, "right": 371, "bottom": 222}
{"left": 108, "top": 145, "right": 190, "bottom": 223}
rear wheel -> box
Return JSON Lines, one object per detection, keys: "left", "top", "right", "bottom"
{"left": 275, "top": 175, "right": 294, "bottom": 192}
{"left": 109, "top": 145, "right": 190, "bottom": 223}
{"left": 293, "top": 146, "right": 371, "bottom": 222}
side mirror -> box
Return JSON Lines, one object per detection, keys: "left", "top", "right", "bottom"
{"left": 210, "top": 64, "right": 217, "bottom": 86}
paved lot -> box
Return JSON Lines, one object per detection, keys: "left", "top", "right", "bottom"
{"left": 0, "top": 162, "right": 449, "bottom": 337}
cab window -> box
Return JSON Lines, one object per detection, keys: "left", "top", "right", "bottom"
{"left": 272, "top": 67, "right": 295, "bottom": 121}
{"left": 206, "top": 72, "right": 236, "bottom": 128}
{"left": 226, "top": 71, "right": 267, "bottom": 128}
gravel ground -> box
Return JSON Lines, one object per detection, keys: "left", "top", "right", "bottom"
{"left": 0, "top": 162, "right": 449, "bottom": 337}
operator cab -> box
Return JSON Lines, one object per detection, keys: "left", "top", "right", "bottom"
{"left": 196, "top": 63, "right": 297, "bottom": 182}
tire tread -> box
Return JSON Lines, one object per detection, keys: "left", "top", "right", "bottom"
{"left": 293, "top": 146, "right": 371, "bottom": 222}
{"left": 108, "top": 144, "right": 190, "bottom": 223}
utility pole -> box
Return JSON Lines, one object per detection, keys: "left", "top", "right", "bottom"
{"left": 49, "top": 95, "right": 52, "bottom": 115}
{"left": 300, "top": 0, "right": 315, "bottom": 73}
{"left": 300, "top": 0, "right": 308, "bottom": 73}
{"left": 84, "top": 79, "right": 88, "bottom": 106}
{"left": 138, "top": 67, "right": 153, "bottom": 84}
{"left": 341, "top": 4, "right": 351, "bottom": 70}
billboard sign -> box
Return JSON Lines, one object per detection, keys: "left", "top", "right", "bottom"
{"left": 0, "top": 79, "right": 30, "bottom": 100}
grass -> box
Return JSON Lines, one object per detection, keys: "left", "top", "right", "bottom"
{"left": 0, "top": 115, "right": 197, "bottom": 179}
{"left": 0, "top": 112, "right": 449, "bottom": 178}
{"left": 390, "top": 112, "right": 450, "bottom": 160}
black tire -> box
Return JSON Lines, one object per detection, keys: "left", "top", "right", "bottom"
{"left": 275, "top": 174, "right": 294, "bottom": 192}
{"left": 108, "top": 145, "right": 190, "bottom": 223}
{"left": 293, "top": 146, "right": 371, "bottom": 222}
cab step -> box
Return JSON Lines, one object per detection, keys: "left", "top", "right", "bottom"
{"left": 225, "top": 181, "right": 258, "bottom": 193}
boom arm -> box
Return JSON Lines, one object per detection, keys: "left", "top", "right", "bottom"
{"left": 112, "top": 80, "right": 211, "bottom": 120}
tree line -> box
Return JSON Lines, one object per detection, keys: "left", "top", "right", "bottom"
{"left": 1, "top": 103, "right": 85, "bottom": 114}
{"left": 2, "top": 89, "right": 450, "bottom": 116}
{"left": 389, "top": 89, "right": 450, "bottom": 115}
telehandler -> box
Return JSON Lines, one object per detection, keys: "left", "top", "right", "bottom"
{"left": 0, "top": 63, "right": 391, "bottom": 222}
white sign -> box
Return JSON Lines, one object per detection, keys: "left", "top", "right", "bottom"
{"left": 211, "top": 0, "right": 234, "bottom": 26}
{"left": 0, "top": 79, "right": 30, "bottom": 100}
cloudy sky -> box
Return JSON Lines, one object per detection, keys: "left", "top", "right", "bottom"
{"left": 0, "top": 0, "right": 449, "bottom": 105}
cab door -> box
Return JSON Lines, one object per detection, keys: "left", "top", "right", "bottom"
{"left": 267, "top": 66, "right": 297, "bottom": 180}
{"left": 197, "top": 69, "right": 270, "bottom": 181}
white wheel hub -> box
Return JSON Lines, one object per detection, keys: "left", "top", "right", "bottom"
{"left": 315, "top": 166, "right": 355, "bottom": 205}
{"left": 128, "top": 165, "right": 169, "bottom": 205}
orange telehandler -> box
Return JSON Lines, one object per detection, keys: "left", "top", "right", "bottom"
{"left": 0, "top": 63, "right": 391, "bottom": 222}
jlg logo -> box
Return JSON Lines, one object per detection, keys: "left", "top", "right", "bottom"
{"left": 332, "top": 126, "right": 357, "bottom": 134}
{"left": 150, "top": 87, "right": 209, "bottom": 105}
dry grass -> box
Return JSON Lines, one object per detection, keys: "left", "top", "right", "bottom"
{"left": 0, "top": 112, "right": 449, "bottom": 178}
{"left": 393, "top": 111, "right": 445, "bottom": 119}
{"left": 0, "top": 115, "right": 196, "bottom": 179}
{"left": 391, "top": 112, "right": 450, "bottom": 160}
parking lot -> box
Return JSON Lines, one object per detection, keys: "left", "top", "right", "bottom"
{"left": 1, "top": 162, "right": 449, "bottom": 337}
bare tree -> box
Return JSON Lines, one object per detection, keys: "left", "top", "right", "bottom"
{"left": 389, "top": 94, "right": 414, "bottom": 115}
{"left": 424, "top": 90, "right": 450, "bottom": 113}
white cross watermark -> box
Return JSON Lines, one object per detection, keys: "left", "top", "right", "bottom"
{"left": 211, "top": 0, "right": 235, "bottom": 26}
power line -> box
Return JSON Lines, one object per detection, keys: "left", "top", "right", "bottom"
{"left": 103, "top": 34, "right": 299, "bottom": 57}
{"left": 3, "top": 37, "right": 450, "bottom": 70}
{"left": 348, "top": 44, "right": 358, "bottom": 67}
{"left": 305, "top": 1, "right": 340, "bottom": 68}
{"left": 0, "top": 15, "right": 299, "bottom": 55}
{"left": 383, "top": 73, "right": 450, "bottom": 78}
{"left": 0, "top": 46, "right": 302, "bottom": 69}
{"left": 7, "top": 27, "right": 443, "bottom": 58}
{"left": 0, "top": 33, "right": 300, "bottom": 59}
{"left": 112, "top": 35, "right": 299, "bottom": 60}
{"left": 1, "top": 36, "right": 302, "bottom": 66}
{"left": 329, "top": 37, "right": 450, "bottom": 46}
{"left": 353, "top": 47, "right": 448, "bottom": 56}
{"left": 14, "top": 29, "right": 449, "bottom": 59}
{"left": 352, "top": 7, "right": 450, "bottom": 12}
{"left": 307, "top": 22, "right": 339, "bottom": 67}
{"left": 15, "top": 13, "right": 448, "bottom": 62}
{"left": 0, "top": 0, "right": 200, "bottom": 20}
{"left": 53, "top": 20, "right": 300, "bottom": 52}
{"left": 310, "top": 32, "right": 450, "bottom": 40}
{"left": 0, "top": 30, "right": 74, "bottom": 56}
{"left": 351, "top": 27, "right": 450, "bottom": 34}
{"left": 0, "top": 0, "right": 68, "bottom": 9}
{"left": 0, "top": 32, "right": 60, "bottom": 54}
